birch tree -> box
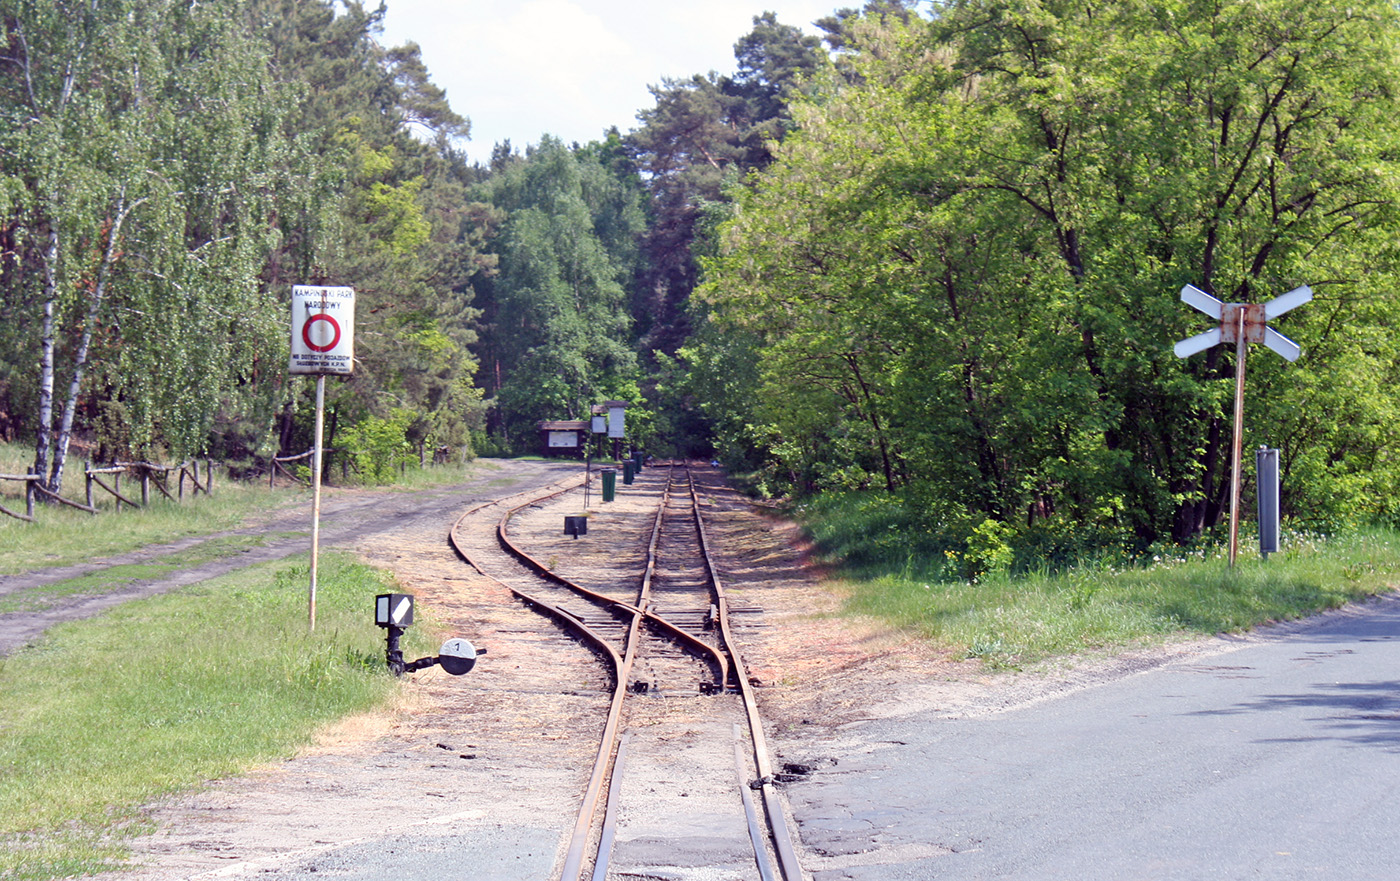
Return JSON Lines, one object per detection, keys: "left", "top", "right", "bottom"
{"left": 0, "top": 0, "right": 298, "bottom": 490}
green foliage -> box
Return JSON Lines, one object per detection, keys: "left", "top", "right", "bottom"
{"left": 626, "top": 13, "right": 828, "bottom": 364}
{"left": 340, "top": 410, "right": 415, "bottom": 483}
{"left": 0, "top": 0, "right": 491, "bottom": 483}
{"left": 804, "top": 490, "right": 1400, "bottom": 669}
{"left": 0, "top": 0, "right": 310, "bottom": 485}
{"left": 472, "top": 137, "right": 644, "bottom": 449}
{"left": 698, "top": 2, "right": 1400, "bottom": 546}
{"left": 964, "top": 519, "right": 1015, "bottom": 583}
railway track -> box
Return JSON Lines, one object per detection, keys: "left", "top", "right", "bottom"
{"left": 449, "top": 462, "right": 803, "bottom": 881}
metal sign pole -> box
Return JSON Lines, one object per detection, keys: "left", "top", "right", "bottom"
{"left": 309, "top": 373, "right": 326, "bottom": 631}
{"left": 289, "top": 284, "right": 354, "bottom": 632}
{"left": 1228, "top": 308, "right": 1247, "bottom": 568}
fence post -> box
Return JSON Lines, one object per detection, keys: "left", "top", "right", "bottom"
{"left": 206, "top": 459, "right": 214, "bottom": 496}
{"left": 85, "top": 461, "right": 94, "bottom": 510}
{"left": 26, "top": 471, "right": 35, "bottom": 519}
{"left": 114, "top": 469, "right": 122, "bottom": 512}
{"left": 178, "top": 464, "right": 186, "bottom": 501}
{"left": 141, "top": 467, "right": 150, "bottom": 506}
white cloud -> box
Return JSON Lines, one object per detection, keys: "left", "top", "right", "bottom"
{"left": 378, "top": 0, "right": 844, "bottom": 162}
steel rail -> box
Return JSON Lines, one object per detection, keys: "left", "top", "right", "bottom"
{"left": 689, "top": 467, "right": 805, "bottom": 881}
{"left": 495, "top": 483, "right": 730, "bottom": 690}
{"left": 448, "top": 477, "right": 619, "bottom": 668}
{"left": 452, "top": 463, "right": 800, "bottom": 881}
{"left": 448, "top": 483, "right": 638, "bottom": 881}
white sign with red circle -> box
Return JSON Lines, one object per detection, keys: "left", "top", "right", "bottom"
{"left": 290, "top": 285, "right": 355, "bottom": 375}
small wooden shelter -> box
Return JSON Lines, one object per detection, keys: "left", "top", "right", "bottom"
{"left": 537, "top": 420, "right": 589, "bottom": 458}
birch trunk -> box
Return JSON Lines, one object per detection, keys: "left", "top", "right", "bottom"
{"left": 48, "top": 195, "right": 134, "bottom": 495}
{"left": 33, "top": 226, "right": 60, "bottom": 490}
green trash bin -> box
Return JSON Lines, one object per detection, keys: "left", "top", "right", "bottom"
{"left": 623, "top": 460, "right": 635, "bottom": 485}
{"left": 601, "top": 468, "right": 616, "bottom": 502}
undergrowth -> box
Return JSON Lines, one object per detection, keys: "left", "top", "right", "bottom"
{"left": 794, "top": 491, "right": 1400, "bottom": 670}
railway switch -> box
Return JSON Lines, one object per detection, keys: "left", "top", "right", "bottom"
{"left": 374, "top": 593, "right": 486, "bottom": 677}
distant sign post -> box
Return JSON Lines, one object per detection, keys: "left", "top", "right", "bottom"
{"left": 290, "top": 286, "right": 355, "bottom": 630}
{"left": 1174, "top": 283, "right": 1310, "bottom": 566}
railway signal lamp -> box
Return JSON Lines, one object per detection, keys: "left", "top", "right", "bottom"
{"left": 375, "top": 593, "right": 414, "bottom": 628}
{"left": 564, "top": 514, "right": 588, "bottom": 538}
{"left": 374, "top": 593, "right": 486, "bottom": 677}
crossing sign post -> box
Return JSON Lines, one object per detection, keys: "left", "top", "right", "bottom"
{"left": 1174, "top": 283, "right": 1310, "bottom": 566}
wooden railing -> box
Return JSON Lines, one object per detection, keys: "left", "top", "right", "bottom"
{"left": 0, "top": 472, "right": 38, "bottom": 522}
{"left": 0, "top": 460, "right": 216, "bottom": 523}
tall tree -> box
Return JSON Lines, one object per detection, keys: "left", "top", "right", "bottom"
{"left": 253, "top": 0, "right": 490, "bottom": 464}
{"left": 472, "top": 137, "right": 644, "bottom": 447}
{"left": 0, "top": 0, "right": 301, "bottom": 489}
{"left": 698, "top": 1, "right": 1400, "bottom": 544}
{"left": 627, "top": 13, "right": 827, "bottom": 361}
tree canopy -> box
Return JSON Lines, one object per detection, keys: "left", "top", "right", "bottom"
{"left": 7, "top": 0, "right": 1400, "bottom": 554}
{"left": 696, "top": 0, "right": 1400, "bottom": 548}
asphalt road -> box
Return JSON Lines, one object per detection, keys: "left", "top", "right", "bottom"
{"left": 788, "top": 593, "right": 1400, "bottom": 880}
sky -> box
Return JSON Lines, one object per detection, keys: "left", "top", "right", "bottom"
{"left": 376, "top": 0, "right": 847, "bottom": 164}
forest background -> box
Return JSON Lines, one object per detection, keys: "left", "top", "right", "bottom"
{"left": 4, "top": 0, "right": 1400, "bottom": 572}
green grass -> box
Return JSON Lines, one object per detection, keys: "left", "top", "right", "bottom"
{"left": 825, "top": 526, "right": 1400, "bottom": 669}
{"left": 372, "top": 458, "right": 500, "bottom": 491}
{"left": 0, "top": 441, "right": 498, "bottom": 575}
{"left": 0, "top": 472, "right": 307, "bottom": 575}
{"left": 0, "top": 552, "right": 436, "bottom": 880}
{"left": 0, "top": 533, "right": 304, "bottom": 614}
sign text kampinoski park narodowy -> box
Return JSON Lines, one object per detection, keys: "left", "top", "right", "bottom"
{"left": 1173, "top": 283, "right": 1310, "bottom": 566}
{"left": 290, "top": 285, "right": 355, "bottom": 376}
{"left": 289, "top": 285, "right": 356, "bottom": 629}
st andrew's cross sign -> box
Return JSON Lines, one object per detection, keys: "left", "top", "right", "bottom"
{"left": 1173, "top": 283, "right": 1311, "bottom": 566}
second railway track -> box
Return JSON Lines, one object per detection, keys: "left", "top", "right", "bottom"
{"left": 450, "top": 462, "right": 803, "bottom": 881}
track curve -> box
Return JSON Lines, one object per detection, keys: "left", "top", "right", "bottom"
{"left": 449, "top": 462, "right": 803, "bottom": 881}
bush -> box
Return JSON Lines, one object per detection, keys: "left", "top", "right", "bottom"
{"left": 340, "top": 412, "right": 414, "bottom": 483}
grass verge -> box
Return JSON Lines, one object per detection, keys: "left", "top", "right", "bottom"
{"left": 0, "top": 475, "right": 307, "bottom": 576}
{"left": 817, "top": 524, "right": 1400, "bottom": 669}
{"left": 0, "top": 552, "right": 436, "bottom": 880}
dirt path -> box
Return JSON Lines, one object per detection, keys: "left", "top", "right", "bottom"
{"left": 0, "top": 459, "right": 580, "bottom": 657}
{"left": 54, "top": 460, "right": 1221, "bottom": 880}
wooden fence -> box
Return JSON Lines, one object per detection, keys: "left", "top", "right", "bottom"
{"left": 0, "top": 460, "right": 215, "bottom": 524}
{"left": 269, "top": 449, "right": 315, "bottom": 487}
{"left": 5, "top": 443, "right": 468, "bottom": 523}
